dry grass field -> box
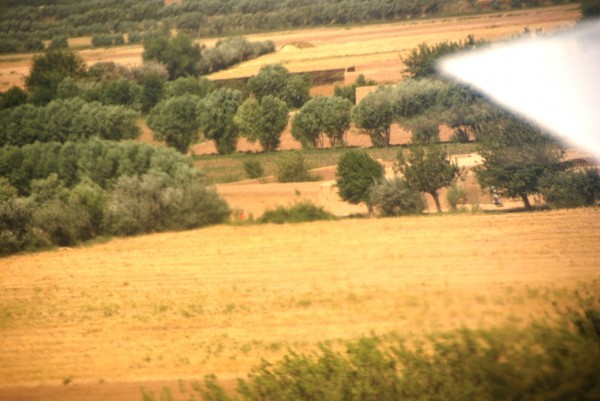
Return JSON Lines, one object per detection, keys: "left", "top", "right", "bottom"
{"left": 0, "top": 4, "right": 579, "bottom": 90}
{"left": 0, "top": 5, "right": 595, "bottom": 401}
{"left": 1, "top": 208, "right": 599, "bottom": 400}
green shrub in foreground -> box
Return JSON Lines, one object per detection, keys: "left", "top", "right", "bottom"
{"left": 258, "top": 201, "right": 335, "bottom": 224}
{"left": 196, "top": 305, "right": 600, "bottom": 401}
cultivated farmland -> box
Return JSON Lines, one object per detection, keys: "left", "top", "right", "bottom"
{"left": 0, "top": 4, "right": 580, "bottom": 91}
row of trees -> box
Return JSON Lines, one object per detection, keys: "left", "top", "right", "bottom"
{"left": 0, "top": 139, "right": 230, "bottom": 256}
{"left": 147, "top": 64, "right": 312, "bottom": 154}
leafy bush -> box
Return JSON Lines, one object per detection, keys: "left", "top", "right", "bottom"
{"left": 446, "top": 183, "right": 468, "bottom": 211}
{"left": 197, "top": 88, "right": 244, "bottom": 155}
{"left": 258, "top": 201, "right": 335, "bottom": 224}
{"left": 291, "top": 96, "right": 353, "bottom": 148}
{"left": 370, "top": 177, "right": 426, "bottom": 216}
{"left": 539, "top": 168, "right": 600, "bottom": 209}
{"left": 403, "top": 35, "right": 487, "bottom": 78}
{"left": 147, "top": 94, "right": 202, "bottom": 153}
{"left": 29, "top": 174, "right": 93, "bottom": 246}
{"left": 276, "top": 152, "right": 320, "bottom": 183}
{"left": 352, "top": 88, "right": 395, "bottom": 147}
{"left": 243, "top": 160, "right": 265, "bottom": 179}
{"left": 396, "top": 145, "right": 459, "bottom": 212}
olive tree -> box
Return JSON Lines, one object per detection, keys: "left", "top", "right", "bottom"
{"left": 396, "top": 145, "right": 459, "bottom": 212}
{"left": 292, "top": 96, "right": 353, "bottom": 148}
{"left": 352, "top": 88, "right": 395, "bottom": 147}
{"left": 234, "top": 95, "right": 288, "bottom": 152}
{"left": 198, "top": 88, "right": 244, "bottom": 154}
{"left": 147, "top": 94, "right": 202, "bottom": 153}
{"left": 248, "top": 64, "right": 311, "bottom": 108}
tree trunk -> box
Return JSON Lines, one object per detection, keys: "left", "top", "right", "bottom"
{"left": 431, "top": 192, "right": 442, "bottom": 213}
{"left": 520, "top": 193, "right": 532, "bottom": 210}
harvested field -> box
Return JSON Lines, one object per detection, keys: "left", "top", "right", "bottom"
{"left": 1, "top": 208, "right": 599, "bottom": 401}
{"left": 206, "top": 4, "right": 580, "bottom": 84}
{"left": 0, "top": 4, "right": 579, "bottom": 90}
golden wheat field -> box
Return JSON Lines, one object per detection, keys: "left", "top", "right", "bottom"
{"left": 1, "top": 208, "right": 599, "bottom": 401}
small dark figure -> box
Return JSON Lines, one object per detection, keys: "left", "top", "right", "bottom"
{"left": 490, "top": 186, "right": 503, "bottom": 207}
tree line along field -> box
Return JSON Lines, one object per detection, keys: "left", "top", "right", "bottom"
{"left": 0, "top": 208, "right": 598, "bottom": 401}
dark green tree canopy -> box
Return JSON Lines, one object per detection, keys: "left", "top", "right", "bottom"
{"left": 147, "top": 94, "right": 202, "bottom": 154}
{"left": 581, "top": 0, "right": 600, "bottom": 18}
{"left": 292, "top": 96, "right": 353, "bottom": 148}
{"left": 248, "top": 64, "right": 311, "bottom": 108}
{"left": 26, "top": 49, "right": 87, "bottom": 105}
{"left": 0, "top": 86, "right": 28, "bottom": 110}
{"left": 336, "top": 150, "right": 384, "bottom": 212}
{"left": 0, "top": 98, "right": 139, "bottom": 146}
{"left": 198, "top": 88, "right": 244, "bottom": 154}
{"left": 234, "top": 95, "right": 288, "bottom": 152}
{"left": 142, "top": 32, "right": 202, "bottom": 80}
{"left": 352, "top": 88, "right": 395, "bottom": 147}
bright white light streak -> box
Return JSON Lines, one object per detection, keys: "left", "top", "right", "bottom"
{"left": 439, "top": 22, "right": 600, "bottom": 159}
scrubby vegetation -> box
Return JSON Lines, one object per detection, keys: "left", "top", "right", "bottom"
{"left": 370, "top": 177, "right": 427, "bottom": 216}
{"left": 258, "top": 201, "right": 336, "bottom": 224}
{"left": 0, "top": 140, "right": 229, "bottom": 256}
